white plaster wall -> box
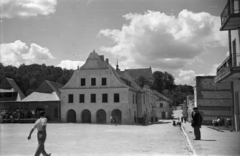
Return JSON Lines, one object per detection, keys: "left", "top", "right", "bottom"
{"left": 61, "top": 87, "right": 137, "bottom": 124}
{"left": 231, "top": 29, "right": 240, "bottom": 66}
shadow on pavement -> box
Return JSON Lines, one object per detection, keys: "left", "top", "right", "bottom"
{"left": 152, "top": 122, "right": 171, "bottom": 125}
{"left": 200, "top": 139, "right": 216, "bottom": 141}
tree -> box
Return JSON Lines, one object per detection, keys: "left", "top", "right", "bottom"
{"left": 138, "top": 76, "right": 148, "bottom": 88}
{"left": 152, "top": 71, "right": 176, "bottom": 93}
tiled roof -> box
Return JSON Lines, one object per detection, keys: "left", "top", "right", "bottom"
{"left": 155, "top": 90, "right": 172, "bottom": 103}
{"left": 0, "top": 78, "right": 25, "bottom": 100}
{"left": 80, "top": 51, "right": 109, "bottom": 70}
{"left": 21, "top": 92, "right": 60, "bottom": 101}
{"left": 35, "top": 80, "right": 63, "bottom": 98}
{"left": 46, "top": 80, "right": 63, "bottom": 97}
{"left": 125, "top": 68, "right": 153, "bottom": 81}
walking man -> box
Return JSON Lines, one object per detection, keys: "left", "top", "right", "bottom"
{"left": 191, "top": 107, "right": 202, "bottom": 140}
{"left": 27, "top": 111, "right": 51, "bottom": 156}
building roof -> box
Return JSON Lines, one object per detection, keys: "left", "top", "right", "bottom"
{"left": 80, "top": 51, "right": 109, "bottom": 70}
{"left": 36, "top": 80, "right": 63, "bottom": 97}
{"left": 21, "top": 92, "right": 60, "bottom": 101}
{"left": 21, "top": 80, "right": 62, "bottom": 102}
{"left": 155, "top": 90, "right": 173, "bottom": 104}
{"left": 125, "top": 68, "right": 153, "bottom": 81}
{"left": 0, "top": 78, "right": 25, "bottom": 100}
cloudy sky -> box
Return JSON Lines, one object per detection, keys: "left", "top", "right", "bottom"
{"left": 0, "top": 0, "right": 228, "bottom": 85}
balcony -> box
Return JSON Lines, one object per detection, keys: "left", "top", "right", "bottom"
{"left": 215, "top": 54, "right": 240, "bottom": 83}
{"left": 220, "top": 0, "right": 240, "bottom": 31}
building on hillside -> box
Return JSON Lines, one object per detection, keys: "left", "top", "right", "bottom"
{"left": 155, "top": 91, "right": 172, "bottom": 120}
{"left": 60, "top": 51, "right": 161, "bottom": 124}
{"left": 215, "top": 0, "right": 240, "bottom": 131}
{"left": 195, "top": 76, "right": 233, "bottom": 125}
{"left": 0, "top": 78, "right": 25, "bottom": 102}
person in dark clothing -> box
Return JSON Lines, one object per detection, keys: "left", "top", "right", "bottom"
{"left": 191, "top": 107, "right": 202, "bottom": 140}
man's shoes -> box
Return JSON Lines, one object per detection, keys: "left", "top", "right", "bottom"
{"left": 193, "top": 138, "right": 200, "bottom": 140}
{"left": 46, "top": 154, "right": 51, "bottom": 156}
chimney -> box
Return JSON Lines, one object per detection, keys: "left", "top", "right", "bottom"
{"left": 99, "top": 55, "right": 104, "bottom": 61}
{"left": 106, "top": 58, "right": 109, "bottom": 64}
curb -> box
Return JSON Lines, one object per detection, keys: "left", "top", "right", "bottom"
{"left": 181, "top": 125, "right": 197, "bottom": 156}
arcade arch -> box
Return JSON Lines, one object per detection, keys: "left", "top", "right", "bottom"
{"left": 67, "top": 109, "right": 76, "bottom": 123}
{"left": 82, "top": 109, "right": 91, "bottom": 123}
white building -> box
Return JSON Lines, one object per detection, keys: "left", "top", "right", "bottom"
{"left": 60, "top": 51, "right": 162, "bottom": 124}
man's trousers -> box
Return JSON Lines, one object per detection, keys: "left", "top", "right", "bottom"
{"left": 194, "top": 126, "right": 201, "bottom": 140}
{"left": 35, "top": 131, "right": 48, "bottom": 156}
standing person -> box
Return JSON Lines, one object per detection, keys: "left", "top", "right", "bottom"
{"left": 27, "top": 111, "right": 51, "bottom": 156}
{"left": 114, "top": 116, "right": 118, "bottom": 126}
{"left": 110, "top": 116, "right": 113, "bottom": 125}
{"left": 191, "top": 107, "right": 202, "bottom": 140}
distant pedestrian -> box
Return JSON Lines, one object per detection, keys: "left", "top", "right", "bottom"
{"left": 191, "top": 107, "right": 202, "bottom": 140}
{"left": 110, "top": 116, "right": 113, "bottom": 125}
{"left": 27, "top": 111, "right": 51, "bottom": 156}
{"left": 114, "top": 116, "right": 118, "bottom": 126}
{"left": 32, "top": 110, "right": 35, "bottom": 118}
{"left": 184, "top": 117, "right": 187, "bottom": 123}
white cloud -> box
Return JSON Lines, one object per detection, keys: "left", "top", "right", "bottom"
{"left": 99, "top": 10, "right": 228, "bottom": 71}
{"left": 175, "top": 70, "right": 196, "bottom": 85}
{"left": 208, "top": 63, "right": 219, "bottom": 76}
{"left": 57, "top": 60, "right": 85, "bottom": 70}
{"left": 0, "top": 40, "right": 55, "bottom": 66}
{"left": 0, "top": 0, "right": 57, "bottom": 18}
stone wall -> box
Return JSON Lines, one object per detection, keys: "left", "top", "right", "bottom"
{"left": 195, "top": 76, "right": 233, "bottom": 125}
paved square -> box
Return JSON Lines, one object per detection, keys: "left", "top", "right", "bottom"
{"left": 1, "top": 121, "right": 192, "bottom": 156}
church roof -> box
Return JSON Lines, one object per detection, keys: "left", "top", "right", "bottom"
{"left": 80, "top": 51, "right": 109, "bottom": 70}
{"left": 125, "top": 68, "right": 153, "bottom": 81}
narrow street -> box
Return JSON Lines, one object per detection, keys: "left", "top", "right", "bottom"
{"left": 1, "top": 120, "right": 192, "bottom": 156}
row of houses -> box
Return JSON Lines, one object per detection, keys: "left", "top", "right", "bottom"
{"left": 0, "top": 51, "right": 173, "bottom": 124}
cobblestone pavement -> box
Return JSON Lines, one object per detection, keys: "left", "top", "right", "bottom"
{"left": 1, "top": 120, "right": 193, "bottom": 156}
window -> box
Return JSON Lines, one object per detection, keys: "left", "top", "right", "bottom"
{"left": 91, "top": 94, "right": 96, "bottom": 103}
{"left": 160, "top": 103, "right": 163, "bottom": 107}
{"left": 68, "top": 94, "right": 73, "bottom": 103}
{"left": 81, "top": 78, "right": 86, "bottom": 86}
{"left": 114, "top": 93, "right": 120, "bottom": 102}
{"left": 91, "top": 78, "right": 96, "bottom": 86}
{"left": 102, "top": 94, "right": 108, "bottom": 103}
{"left": 102, "top": 78, "right": 107, "bottom": 86}
{"left": 79, "top": 94, "right": 85, "bottom": 103}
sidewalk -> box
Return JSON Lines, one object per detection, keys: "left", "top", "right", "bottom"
{"left": 181, "top": 122, "right": 240, "bottom": 156}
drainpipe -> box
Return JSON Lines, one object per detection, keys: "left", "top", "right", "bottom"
{"left": 228, "top": 30, "right": 232, "bottom": 66}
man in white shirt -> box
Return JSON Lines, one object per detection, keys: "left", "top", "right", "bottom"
{"left": 28, "top": 111, "right": 51, "bottom": 156}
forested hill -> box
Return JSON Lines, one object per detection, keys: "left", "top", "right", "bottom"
{"left": 0, "top": 63, "right": 74, "bottom": 96}
{"left": 0, "top": 63, "right": 193, "bottom": 105}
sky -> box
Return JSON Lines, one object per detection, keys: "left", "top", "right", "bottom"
{"left": 0, "top": 0, "right": 229, "bottom": 86}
